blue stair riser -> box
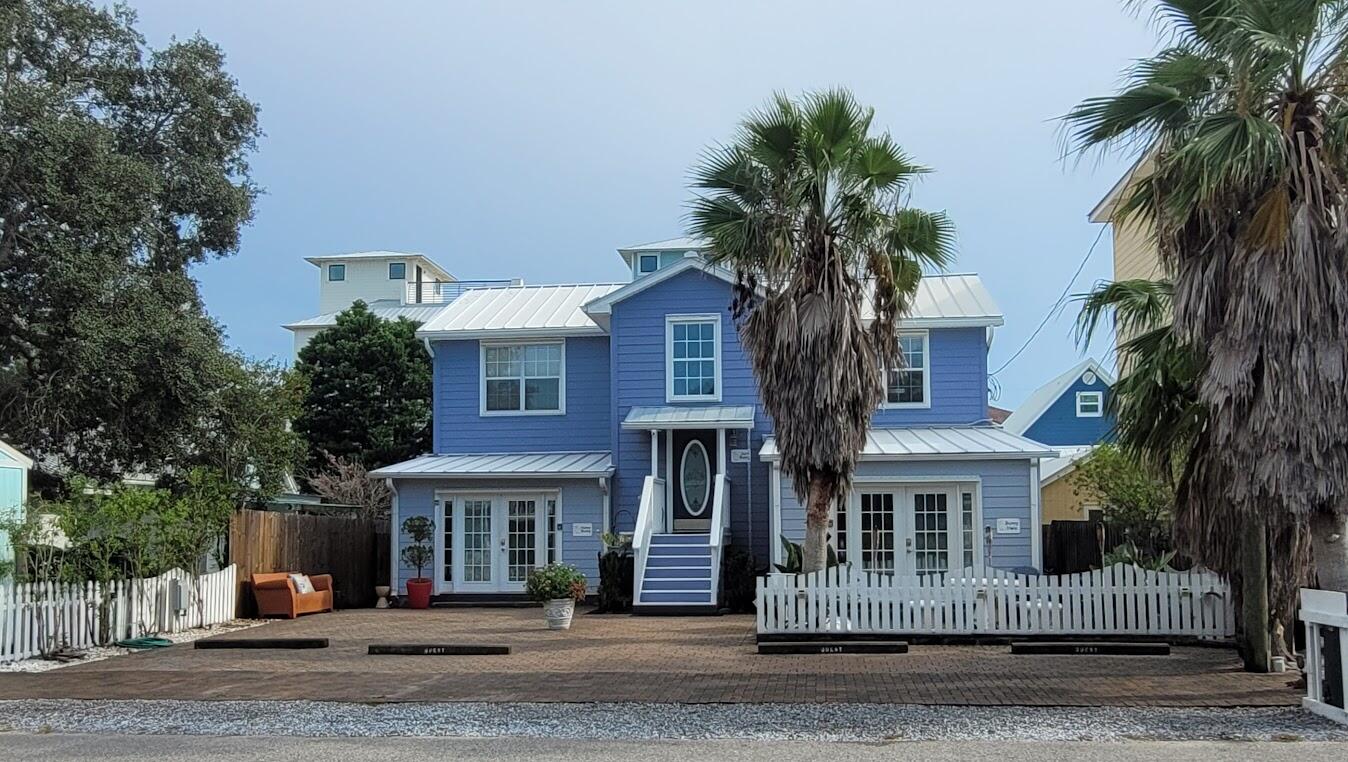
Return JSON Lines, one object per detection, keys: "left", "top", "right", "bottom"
{"left": 644, "top": 566, "right": 711, "bottom": 580}
{"left": 643, "top": 578, "right": 713, "bottom": 592}
{"left": 651, "top": 534, "right": 711, "bottom": 546}
{"left": 647, "top": 556, "right": 711, "bottom": 568}
{"left": 640, "top": 591, "right": 715, "bottom": 604}
{"left": 648, "top": 545, "right": 711, "bottom": 557}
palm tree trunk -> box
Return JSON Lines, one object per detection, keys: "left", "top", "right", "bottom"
{"left": 802, "top": 474, "right": 833, "bottom": 572}
{"left": 1309, "top": 511, "right": 1348, "bottom": 595}
{"left": 1240, "top": 516, "right": 1270, "bottom": 673}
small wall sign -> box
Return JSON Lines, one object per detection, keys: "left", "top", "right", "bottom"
{"left": 995, "top": 518, "right": 1021, "bottom": 534}
{"left": 730, "top": 448, "right": 751, "bottom": 464}
{"left": 571, "top": 523, "right": 593, "bottom": 537}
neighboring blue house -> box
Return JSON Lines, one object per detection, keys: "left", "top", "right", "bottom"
{"left": 1001, "top": 358, "right": 1115, "bottom": 447}
{"left": 0, "top": 440, "right": 32, "bottom": 578}
{"left": 371, "top": 238, "right": 1056, "bottom": 611}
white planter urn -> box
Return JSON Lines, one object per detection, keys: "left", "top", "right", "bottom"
{"left": 543, "top": 598, "right": 576, "bottom": 630}
{"left": 374, "top": 586, "right": 391, "bottom": 609}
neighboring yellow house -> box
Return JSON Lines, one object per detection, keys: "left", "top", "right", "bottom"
{"left": 1088, "top": 152, "right": 1163, "bottom": 351}
{"left": 1039, "top": 447, "right": 1100, "bottom": 524}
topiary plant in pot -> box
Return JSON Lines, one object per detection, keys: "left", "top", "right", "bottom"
{"left": 525, "top": 563, "right": 587, "bottom": 630}
{"left": 400, "top": 516, "right": 435, "bottom": 609}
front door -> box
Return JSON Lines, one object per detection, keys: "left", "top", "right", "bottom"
{"left": 849, "top": 485, "right": 958, "bottom": 576}
{"left": 671, "top": 429, "right": 717, "bottom": 533}
{"left": 438, "top": 493, "right": 553, "bottom": 593}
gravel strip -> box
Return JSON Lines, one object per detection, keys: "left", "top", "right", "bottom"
{"left": 0, "top": 620, "right": 267, "bottom": 673}
{"left": 0, "top": 700, "right": 1344, "bottom": 741}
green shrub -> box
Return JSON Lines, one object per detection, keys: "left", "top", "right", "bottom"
{"left": 595, "top": 544, "right": 634, "bottom": 613}
{"left": 526, "top": 563, "right": 587, "bottom": 603}
{"left": 773, "top": 535, "right": 839, "bottom": 573}
{"left": 719, "top": 545, "right": 758, "bottom": 613}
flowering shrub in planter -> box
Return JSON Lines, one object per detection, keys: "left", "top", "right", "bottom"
{"left": 525, "top": 564, "right": 587, "bottom": 630}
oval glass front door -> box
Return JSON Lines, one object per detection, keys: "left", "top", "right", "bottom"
{"left": 680, "top": 440, "right": 710, "bottom": 516}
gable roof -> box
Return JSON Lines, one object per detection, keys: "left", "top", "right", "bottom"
{"left": 417, "top": 283, "right": 623, "bottom": 340}
{"left": 582, "top": 257, "right": 734, "bottom": 326}
{"left": 1040, "top": 445, "right": 1097, "bottom": 487}
{"left": 283, "top": 299, "right": 448, "bottom": 331}
{"left": 1001, "top": 358, "right": 1115, "bottom": 436}
{"left": 0, "top": 439, "right": 33, "bottom": 470}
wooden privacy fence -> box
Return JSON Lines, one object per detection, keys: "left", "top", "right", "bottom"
{"left": 1301, "top": 587, "right": 1348, "bottom": 726}
{"left": 0, "top": 565, "right": 237, "bottom": 663}
{"left": 757, "top": 563, "right": 1234, "bottom": 640}
{"left": 229, "top": 509, "right": 384, "bottom": 613}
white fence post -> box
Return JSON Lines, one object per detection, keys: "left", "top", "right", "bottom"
{"left": 1300, "top": 587, "right": 1348, "bottom": 726}
{"left": 756, "top": 562, "right": 1236, "bottom": 640}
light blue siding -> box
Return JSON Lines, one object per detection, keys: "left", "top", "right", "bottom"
{"left": 431, "top": 336, "right": 611, "bottom": 454}
{"left": 777, "top": 458, "right": 1036, "bottom": 570}
{"left": 1022, "top": 375, "right": 1114, "bottom": 446}
{"left": 872, "top": 327, "right": 989, "bottom": 427}
{"left": 392, "top": 477, "right": 605, "bottom": 595}
{"left": 609, "top": 268, "right": 774, "bottom": 563}
{"left": 0, "top": 465, "right": 23, "bottom": 574}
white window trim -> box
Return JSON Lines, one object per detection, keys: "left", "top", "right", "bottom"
{"left": 479, "top": 340, "right": 567, "bottom": 417}
{"left": 1076, "top": 391, "right": 1104, "bottom": 417}
{"left": 665, "top": 314, "right": 722, "bottom": 403}
{"left": 637, "top": 254, "right": 659, "bottom": 275}
{"left": 881, "top": 330, "right": 932, "bottom": 410}
{"left": 837, "top": 480, "right": 981, "bottom": 576}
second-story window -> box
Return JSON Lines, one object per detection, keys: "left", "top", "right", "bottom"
{"left": 667, "top": 315, "right": 720, "bottom": 401}
{"left": 328, "top": 264, "right": 345, "bottom": 282}
{"left": 482, "top": 342, "right": 564, "bottom": 414}
{"left": 389, "top": 262, "right": 406, "bottom": 280}
{"left": 1076, "top": 391, "right": 1103, "bottom": 417}
{"left": 638, "top": 254, "right": 659, "bottom": 274}
{"left": 885, "top": 332, "right": 929, "bottom": 407}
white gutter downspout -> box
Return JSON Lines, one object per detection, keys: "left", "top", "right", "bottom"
{"left": 386, "top": 478, "right": 400, "bottom": 594}
{"left": 1029, "top": 459, "right": 1043, "bottom": 571}
{"left": 599, "top": 476, "right": 611, "bottom": 537}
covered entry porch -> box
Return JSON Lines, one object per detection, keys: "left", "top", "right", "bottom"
{"left": 622, "top": 405, "right": 755, "bottom": 612}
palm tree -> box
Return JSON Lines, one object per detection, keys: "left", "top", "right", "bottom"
{"left": 688, "top": 90, "right": 954, "bottom": 571}
{"left": 1066, "top": 0, "right": 1348, "bottom": 594}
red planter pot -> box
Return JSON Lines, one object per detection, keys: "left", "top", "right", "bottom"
{"left": 405, "top": 578, "right": 432, "bottom": 609}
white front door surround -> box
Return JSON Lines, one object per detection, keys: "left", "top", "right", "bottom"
{"left": 434, "top": 490, "right": 560, "bottom": 594}
{"left": 833, "top": 481, "right": 982, "bottom": 575}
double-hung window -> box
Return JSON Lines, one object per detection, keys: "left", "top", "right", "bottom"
{"left": 1076, "top": 391, "right": 1103, "bottom": 417}
{"left": 667, "top": 315, "right": 720, "bottom": 401}
{"left": 482, "top": 342, "right": 564, "bottom": 414}
{"left": 885, "top": 332, "right": 930, "bottom": 407}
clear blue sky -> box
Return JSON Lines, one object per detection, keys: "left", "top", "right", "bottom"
{"left": 128, "top": 1, "right": 1156, "bottom": 408}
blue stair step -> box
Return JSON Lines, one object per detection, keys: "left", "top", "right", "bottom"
{"left": 651, "top": 534, "right": 711, "bottom": 546}
{"left": 644, "top": 565, "right": 711, "bottom": 580}
{"left": 640, "top": 590, "right": 715, "bottom": 604}
{"left": 643, "top": 578, "right": 712, "bottom": 592}
{"left": 649, "top": 545, "right": 711, "bottom": 557}
{"left": 647, "top": 555, "right": 711, "bottom": 568}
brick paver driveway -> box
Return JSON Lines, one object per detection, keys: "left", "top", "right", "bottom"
{"left": 0, "top": 608, "right": 1299, "bottom": 705}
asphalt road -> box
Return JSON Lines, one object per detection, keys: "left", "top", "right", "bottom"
{"left": 3, "top": 735, "right": 1347, "bottom": 761}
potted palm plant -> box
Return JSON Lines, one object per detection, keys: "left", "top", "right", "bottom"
{"left": 525, "top": 563, "right": 587, "bottom": 630}
{"left": 400, "top": 516, "right": 435, "bottom": 609}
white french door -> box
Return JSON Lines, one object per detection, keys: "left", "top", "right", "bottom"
{"left": 840, "top": 484, "right": 975, "bottom": 576}
{"left": 436, "top": 491, "right": 559, "bottom": 593}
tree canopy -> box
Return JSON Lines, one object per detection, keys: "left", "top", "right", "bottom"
{"left": 688, "top": 89, "right": 954, "bottom": 570}
{"left": 293, "top": 301, "right": 432, "bottom": 473}
{"left": 0, "top": 0, "right": 271, "bottom": 486}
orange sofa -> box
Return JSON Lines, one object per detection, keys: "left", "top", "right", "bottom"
{"left": 251, "top": 572, "right": 334, "bottom": 619}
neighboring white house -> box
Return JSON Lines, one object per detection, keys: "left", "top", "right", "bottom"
{"left": 282, "top": 250, "right": 518, "bottom": 358}
{"left": 0, "top": 439, "right": 33, "bottom": 577}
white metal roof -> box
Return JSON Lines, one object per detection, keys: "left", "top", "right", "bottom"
{"left": 622, "top": 405, "right": 756, "bottom": 430}
{"left": 760, "top": 427, "right": 1056, "bottom": 461}
{"left": 1040, "top": 445, "right": 1097, "bottom": 486}
{"left": 283, "top": 300, "right": 448, "bottom": 330}
{"left": 417, "top": 283, "right": 623, "bottom": 340}
{"left": 302, "top": 251, "right": 454, "bottom": 280}
{"left": 618, "top": 236, "right": 710, "bottom": 253}
{"left": 369, "top": 451, "right": 613, "bottom": 479}
{"left": 1001, "top": 358, "right": 1115, "bottom": 436}
{"left": 0, "top": 439, "right": 33, "bottom": 470}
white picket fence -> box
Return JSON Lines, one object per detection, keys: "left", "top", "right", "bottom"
{"left": 757, "top": 563, "right": 1234, "bottom": 640}
{"left": 0, "top": 565, "right": 238, "bottom": 663}
{"left": 1301, "top": 587, "right": 1348, "bottom": 726}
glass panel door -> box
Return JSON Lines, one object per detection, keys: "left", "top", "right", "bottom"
{"left": 461, "top": 498, "right": 495, "bottom": 585}
{"left": 908, "top": 489, "right": 952, "bottom": 576}
{"left": 858, "top": 491, "right": 896, "bottom": 573}
{"left": 505, "top": 498, "right": 538, "bottom": 587}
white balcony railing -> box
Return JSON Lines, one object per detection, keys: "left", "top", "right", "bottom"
{"left": 404, "top": 279, "right": 518, "bottom": 305}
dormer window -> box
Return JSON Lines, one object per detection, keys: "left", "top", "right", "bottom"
{"left": 328, "top": 264, "right": 345, "bottom": 282}
{"left": 1076, "top": 391, "right": 1103, "bottom": 417}
{"left": 638, "top": 254, "right": 659, "bottom": 275}
{"left": 389, "top": 262, "right": 406, "bottom": 280}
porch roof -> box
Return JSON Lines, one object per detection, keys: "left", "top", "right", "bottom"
{"left": 621, "top": 405, "right": 756, "bottom": 430}
{"left": 369, "top": 451, "right": 613, "bottom": 479}
{"left": 759, "top": 426, "right": 1057, "bottom": 462}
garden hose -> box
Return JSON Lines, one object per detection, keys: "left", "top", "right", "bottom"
{"left": 115, "top": 636, "right": 173, "bottom": 649}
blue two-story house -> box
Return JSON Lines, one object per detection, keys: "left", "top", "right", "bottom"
{"left": 371, "top": 238, "right": 1056, "bottom": 611}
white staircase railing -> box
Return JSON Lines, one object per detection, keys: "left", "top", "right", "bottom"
{"left": 632, "top": 475, "right": 665, "bottom": 602}
{"left": 707, "top": 474, "right": 729, "bottom": 606}
{"left": 1301, "top": 587, "right": 1348, "bottom": 726}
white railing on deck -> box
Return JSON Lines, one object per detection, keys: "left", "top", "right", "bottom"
{"left": 707, "top": 474, "right": 729, "bottom": 602}
{"left": 632, "top": 476, "right": 665, "bottom": 601}
{"left": 758, "top": 563, "right": 1233, "bottom": 639}
{"left": 1301, "top": 587, "right": 1348, "bottom": 726}
{"left": 0, "top": 565, "right": 238, "bottom": 663}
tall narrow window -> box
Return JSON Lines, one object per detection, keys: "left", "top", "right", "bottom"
{"left": 441, "top": 498, "right": 453, "bottom": 583}
{"left": 328, "top": 264, "right": 345, "bottom": 282}
{"left": 668, "top": 317, "right": 719, "bottom": 401}
{"left": 388, "top": 262, "right": 406, "bottom": 280}
{"left": 832, "top": 497, "right": 848, "bottom": 565}
{"left": 960, "top": 491, "right": 975, "bottom": 570}
{"left": 886, "top": 333, "right": 929, "bottom": 406}
{"left": 482, "top": 343, "right": 564, "bottom": 414}
{"left": 547, "top": 497, "right": 558, "bottom": 564}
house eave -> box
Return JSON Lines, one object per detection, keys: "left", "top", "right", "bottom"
{"left": 417, "top": 326, "right": 609, "bottom": 342}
